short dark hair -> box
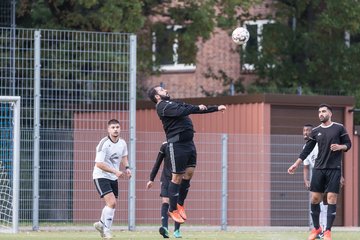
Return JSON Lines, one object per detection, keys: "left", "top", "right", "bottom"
{"left": 303, "top": 124, "right": 313, "bottom": 128}
{"left": 108, "top": 119, "right": 120, "bottom": 125}
{"left": 319, "top": 103, "right": 333, "bottom": 113}
{"left": 148, "top": 86, "right": 159, "bottom": 103}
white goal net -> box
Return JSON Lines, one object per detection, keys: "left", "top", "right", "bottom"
{"left": 0, "top": 96, "right": 20, "bottom": 233}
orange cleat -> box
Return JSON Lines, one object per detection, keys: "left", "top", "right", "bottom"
{"left": 177, "top": 204, "right": 187, "bottom": 220}
{"left": 308, "top": 227, "right": 322, "bottom": 240}
{"left": 323, "top": 230, "right": 331, "bottom": 240}
{"left": 169, "top": 210, "right": 185, "bottom": 224}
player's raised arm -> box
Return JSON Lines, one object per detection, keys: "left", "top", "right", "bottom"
{"left": 191, "top": 104, "right": 226, "bottom": 114}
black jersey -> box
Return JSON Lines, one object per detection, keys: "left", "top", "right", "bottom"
{"left": 299, "top": 122, "right": 352, "bottom": 169}
{"left": 149, "top": 142, "right": 171, "bottom": 182}
{"left": 156, "top": 100, "right": 219, "bottom": 140}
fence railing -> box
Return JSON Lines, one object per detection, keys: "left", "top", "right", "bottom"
{"left": 0, "top": 27, "right": 136, "bottom": 230}
{"left": 13, "top": 129, "right": 314, "bottom": 229}
{"left": 0, "top": 27, "right": 317, "bottom": 230}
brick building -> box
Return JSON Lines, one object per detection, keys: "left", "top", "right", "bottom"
{"left": 142, "top": 1, "right": 275, "bottom": 98}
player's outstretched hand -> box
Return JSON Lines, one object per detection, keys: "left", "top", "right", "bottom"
{"left": 125, "top": 168, "right": 132, "bottom": 179}
{"left": 340, "top": 176, "right": 345, "bottom": 188}
{"left": 287, "top": 163, "right": 298, "bottom": 174}
{"left": 198, "top": 104, "right": 207, "bottom": 111}
{"left": 218, "top": 105, "right": 226, "bottom": 112}
{"left": 116, "top": 170, "right": 125, "bottom": 179}
{"left": 288, "top": 159, "right": 302, "bottom": 175}
{"left": 146, "top": 181, "right": 153, "bottom": 189}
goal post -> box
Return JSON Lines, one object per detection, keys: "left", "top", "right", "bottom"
{"left": 0, "top": 96, "right": 20, "bottom": 233}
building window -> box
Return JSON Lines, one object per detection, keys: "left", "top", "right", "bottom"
{"left": 242, "top": 19, "right": 275, "bottom": 71}
{"left": 152, "top": 24, "right": 196, "bottom": 73}
{"left": 344, "top": 30, "right": 360, "bottom": 47}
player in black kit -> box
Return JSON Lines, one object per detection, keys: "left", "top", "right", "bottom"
{"left": 148, "top": 86, "right": 226, "bottom": 224}
{"left": 288, "top": 104, "right": 351, "bottom": 240}
{"left": 147, "top": 142, "right": 182, "bottom": 238}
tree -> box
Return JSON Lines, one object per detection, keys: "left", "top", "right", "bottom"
{"left": 136, "top": 0, "right": 260, "bottom": 96}
{"left": 16, "top": 0, "right": 260, "bottom": 97}
{"left": 201, "top": 67, "right": 245, "bottom": 96}
{"left": 246, "top": 0, "right": 360, "bottom": 99}
{"left": 17, "top": 0, "right": 144, "bottom": 32}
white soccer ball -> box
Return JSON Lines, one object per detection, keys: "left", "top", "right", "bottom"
{"left": 232, "top": 27, "right": 250, "bottom": 45}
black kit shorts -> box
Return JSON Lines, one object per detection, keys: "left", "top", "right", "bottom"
{"left": 310, "top": 168, "right": 341, "bottom": 194}
{"left": 94, "top": 178, "right": 119, "bottom": 198}
{"left": 160, "top": 174, "right": 170, "bottom": 198}
{"left": 166, "top": 141, "right": 197, "bottom": 174}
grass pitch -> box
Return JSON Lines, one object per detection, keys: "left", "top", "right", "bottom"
{"left": 1, "top": 229, "right": 360, "bottom": 240}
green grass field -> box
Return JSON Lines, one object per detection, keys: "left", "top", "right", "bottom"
{"left": 1, "top": 230, "right": 360, "bottom": 240}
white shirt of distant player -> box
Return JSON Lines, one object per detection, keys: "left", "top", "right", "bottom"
{"left": 303, "top": 143, "right": 318, "bottom": 168}
{"left": 92, "top": 136, "right": 128, "bottom": 181}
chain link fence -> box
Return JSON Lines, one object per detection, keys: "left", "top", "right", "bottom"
{"left": 0, "top": 0, "right": 13, "bottom": 27}
{"left": 0, "top": 27, "right": 136, "bottom": 229}
{"left": 0, "top": 26, "right": 313, "bottom": 230}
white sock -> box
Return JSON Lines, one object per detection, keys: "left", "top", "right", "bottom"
{"left": 319, "top": 202, "right": 328, "bottom": 230}
{"left": 101, "top": 206, "right": 115, "bottom": 232}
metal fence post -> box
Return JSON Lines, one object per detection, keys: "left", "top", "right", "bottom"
{"left": 12, "top": 96, "right": 21, "bottom": 233}
{"left": 221, "top": 134, "right": 228, "bottom": 230}
{"left": 128, "top": 34, "right": 137, "bottom": 231}
{"left": 10, "top": 0, "right": 16, "bottom": 95}
{"left": 32, "top": 30, "right": 41, "bottom": 231}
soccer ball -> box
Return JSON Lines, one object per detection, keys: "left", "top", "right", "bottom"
{"left": 231, "top": 27, "right": 250, "bottom": 45}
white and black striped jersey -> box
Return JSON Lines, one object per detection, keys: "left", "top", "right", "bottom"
{"left": 92, "top": 136, "right": 128, "bottom": 180}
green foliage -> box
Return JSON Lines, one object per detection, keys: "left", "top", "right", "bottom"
{"left": 16, "top": 0, "right": 360, "bottom": 111}
{"left": 201, "top": 67, "right": 245, "bottom": 96}
{"left": 17, "top": 0, "right": 145, "bottom": 32}
{"left": 216, "top": 0, "right": 262, "bottom": 28}
{"left": 136, "top": 0, "right": 259, "bottom": 95}
{"left": 16, "top": 0, "right": 258, "bottom": 98}
{"left": 238, "top": 0, "right": 360, "bottom": 124}
{"left": 248, "top": 0, "right": 360, "bottom": 101}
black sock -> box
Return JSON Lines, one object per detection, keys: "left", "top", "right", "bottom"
{"left": 178, "top": 179, "right": 190, "bottom": 206}
{"left": 326, "top": 204, "right": 337, "bottom": 231}
{"left": 174, "top": 222, "right": 181, "bottom": 231}
{"left": 168, "top": 182, "right": 180, "bottom": 212}
{"left": 161, "top": 203, "right": 169, "bottom": 229}
{"left": 311, "top": 203, "right": 321, "bottom": 229}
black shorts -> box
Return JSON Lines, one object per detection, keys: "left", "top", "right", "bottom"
{"left": 310, "top": 169, "right": 341, "bottom": 194}
{"left": 94, "top": 178, "right": 119, "bottom": 198}
{"left": 160, "top": 173, "right": 170, "bottom": 198}
{"left": 167, "top": 141, "right": 196, "bottom": 174}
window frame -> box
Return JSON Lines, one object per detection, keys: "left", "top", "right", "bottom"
{"left": 242, "top": 19, "right": 275, "bottom": 71}
{"left": 152, "top": 24, "right": 196, "bottom": 73}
